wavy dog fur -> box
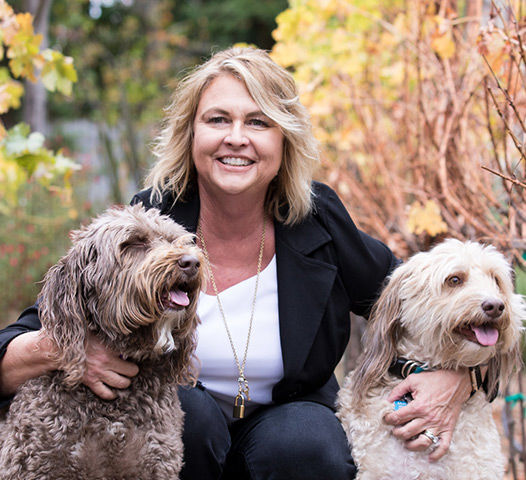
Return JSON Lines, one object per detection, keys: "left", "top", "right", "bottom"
{"left": 337, "top": 239, "right": 525, "bottom": 480}
{"left": 0, "top": 205, "right": 204, "bottom": 480}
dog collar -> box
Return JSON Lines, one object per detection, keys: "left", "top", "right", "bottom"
{"left": 389, "top": 358, "right": 496, "bottom": 402}
{"left": 389, "top": 357, "right": 432, "bottom": 379}
{"left": 468, "top": 365, "right": 483, "bottom": 396}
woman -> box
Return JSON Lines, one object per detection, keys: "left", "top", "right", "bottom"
{"left": 0, "top": 48, "right": 472, "bottom": 479}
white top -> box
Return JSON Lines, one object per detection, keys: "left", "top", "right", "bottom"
{"left": 195, "top": 255, "right": 284, "bottom": 422}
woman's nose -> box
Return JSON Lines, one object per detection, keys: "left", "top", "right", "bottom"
{"left": 225, "top": 122, "right": 249, "bottom": 146}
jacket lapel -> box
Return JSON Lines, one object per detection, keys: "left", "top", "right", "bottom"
{"left": 275, "top": 217, "right": 337, "bottom": 379}
{"left": 166, "top": 192, "right": 338, "bottom": 379}
{"left": 162, "top": 191, "right": 200, "bottom": 233}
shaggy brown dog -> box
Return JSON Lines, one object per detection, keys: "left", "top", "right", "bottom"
{"left": 0, "top": 205, "right": 204, "bottom": 480}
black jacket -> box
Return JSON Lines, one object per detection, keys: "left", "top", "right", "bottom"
{"left": 0, "top": 182, "right": 397, "bottom": 409}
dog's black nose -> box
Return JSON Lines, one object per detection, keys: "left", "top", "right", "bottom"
{"left": 481, "top": 299, "right": 505, "bottom": 318}
{"left": 178, "top": 254, "right": 200, "bottom": 273}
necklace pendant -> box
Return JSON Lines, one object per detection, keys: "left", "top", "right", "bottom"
{"left": 233, "top": 394, "right": 246, "bottom": 419}
{"left": 199, "top": 220, "right": 263, "bottom": 422}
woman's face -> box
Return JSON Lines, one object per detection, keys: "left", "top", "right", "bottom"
{"left": 192, "top": 74, "right": 284, "bottom": 201}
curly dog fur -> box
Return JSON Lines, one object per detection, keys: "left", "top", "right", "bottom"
{"left": 337, "top": 239, "right": 525, "bottom": 480}
{"left": 0, "top": 204, "right": 204, "bottom": 480}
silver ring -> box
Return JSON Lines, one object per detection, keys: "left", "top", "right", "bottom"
{"left": 422, "top": 429, "right": 440, "bottom": 446}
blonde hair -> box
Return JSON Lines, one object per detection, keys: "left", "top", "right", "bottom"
{"left": 145, "top": 47, "right": 319, "bottom": 225}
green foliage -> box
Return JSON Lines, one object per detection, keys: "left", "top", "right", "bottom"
{"left": 40, "top": 49, "right": 77, "bottom": 95}
{"left": 0, "top": 0, "right": 288, "bottom": 321}
{"left": 49, "top": 0, "right": 174, "bottom": 123}
{"left": 0, "top": 66, "right": 24, "bottom": 112}
{"left": 0, "top": 123, "right": 80, "bottom": 206}
{"left": 0, "top": 173, "right": 94, "bottom": 326}
{"left": 0, "top": 0, "right": 79, "bottom": 210}
{"left": 48, "top": 0, "right": 196, "bottom": 199}
{"left": 0, "top": 0, "right": 83, "bottom": 323}
{"left": 47, "top": 0, "right": 286, "bottom": 202}
{"left": 516, "top": 267, "right": 526, "bottom": 296}
{"left": 180, "top": 0, "right": 288, "bottom": 50}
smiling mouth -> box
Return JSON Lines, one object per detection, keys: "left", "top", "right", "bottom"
{"left": 218, "top": 157, "right": 254, "bottom": 167}
{"left": 455, "top": 323, "right": 499, "bottom": 346}
{"left": 161, "top": 287, "right": 190, "bottom": 311}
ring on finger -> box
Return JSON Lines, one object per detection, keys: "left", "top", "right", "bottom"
{"left": 421, "top": 429, "right": 440, "bottom": 447}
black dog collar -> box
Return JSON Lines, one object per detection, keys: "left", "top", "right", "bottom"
{"left": 388, "top": 357, "right": 431, "bottom": 378}
{"left": 389, "top": 358, "right": 496, "bottom": 402}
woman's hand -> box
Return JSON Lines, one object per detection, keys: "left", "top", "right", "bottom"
{"left": 0, "top": 330, "right": 138, "bottom": 401}
{"left": 82, "top": 333, "right": 139, "bottom": 400}
{"left": 383, "top": 369, "right": 471, "bottom": 461}
{"left": 0, "top": 330, "right": 59, "bottom": 396}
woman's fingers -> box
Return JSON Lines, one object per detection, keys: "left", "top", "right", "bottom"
{"left": 110, "top": 356, "right": 140, "bottom": 379}
{"left": 404, "top": 432, "right": 434, "bottom": 452}
{"left": 384, "top": 369, "right": 471, "bottom": 460}
{"left": 388, "top": 407, "right": 451, "bottom": 459}
{"left": 100, "top": 369, "right": 134, "bottom": 390}
{"left": 87, "top": 379, "right": 119, "bottom": 401}
{"left": 82, "top": 333, "right": 138, "bottom": 399}
{"left": 390, "top": 415, "right": 427, "bottom": 442}
{"left": 428, "top": 430, "right": 452, "bottom": 461}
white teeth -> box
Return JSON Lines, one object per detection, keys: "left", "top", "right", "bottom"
{"left": 219, "top": 157, "right": 252, "bottom": 166}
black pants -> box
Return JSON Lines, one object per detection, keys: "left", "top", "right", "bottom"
{"left": 178, "top": 384, "right": 357, "bottom": 480}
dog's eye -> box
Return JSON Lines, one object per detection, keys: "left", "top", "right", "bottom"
{"left": 492, "top": 274, "right": 502, "bottom": 289}
{"left": 120, "top": 236, "right": 149, "bottom": 253}
{"left": 446, "top": 275, "right": 463, "bottom": 287}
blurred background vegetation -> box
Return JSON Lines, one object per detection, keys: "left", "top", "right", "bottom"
{"left": 0, "top": 0, "right": 287, "bottom": 321}
{"left": 0, "top": 1, "right": 525, "bottom": 477}
{"left": 0, "top": 0, "right": 524, "bottom": 323}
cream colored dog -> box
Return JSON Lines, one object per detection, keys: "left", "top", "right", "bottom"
{"left": 337, "top": 239, "right": 525, "bottom": 480}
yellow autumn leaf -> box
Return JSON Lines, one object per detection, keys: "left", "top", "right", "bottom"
{"left": 15, "top": 12, "right": 35, "bottom": 36}
{"left": 271, "top": 43, "right": 304, "bottom": 68}
{"left": 41, "top": 49, "right": 77, "bottom": 95}
{"left": 431, "top": 28, "right": 455, "bottom": 60}
{"left": 392, "top": 12, "right": 409, "bottom": 36}
{"left": 380, "top": 61, "right": 405, "bottom": 85}
{"left": 407, "top": 200, "right": 448, "bottom": 236}
{"left": 477, "top": 32, "right": 508, "bottom": 75}
{"left": 0, "top": 0, "right": 14, "bottom": 19}
{"left": 7, "top": 15, "right": 42, "bottom": 81}
{"left": 1, "top": 19, "right": 18, "bottom": 46}
{"left": 233, "top": 42, "right": 258, "bottom": 49}
{"left": 330, "top": 28, "right": 352, "bottom": 55}
{"left": 0, "top": 79, "right": 23, "bottom": 113}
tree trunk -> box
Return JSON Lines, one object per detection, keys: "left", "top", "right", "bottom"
{"left": 99, "top": 125, "right": 124, "bottom": 205}
{"left": 22, "top": 0, "right": 52, "bottom": 135}
{"left": 120, "top": 83, "right": 143, "bottom": 190}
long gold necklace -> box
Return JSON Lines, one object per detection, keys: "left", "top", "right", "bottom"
{"left": 197, "top": 219, "right": 266, "bottom": 419}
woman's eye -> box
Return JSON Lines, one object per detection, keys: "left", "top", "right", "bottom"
{"left": 248, "top": 118, "right": 269, "bottom": 128}
{"left": 208, "top": 116, "right": 227, "bottom": 124}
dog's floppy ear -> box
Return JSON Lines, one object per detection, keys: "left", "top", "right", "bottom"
{"left": 485, "top": 292, "right": 525, "bottom": 399}
{"left": 39, "top": 237, "right": 97, "bottom": 388}
{"left": 352, "top": 268, "right": 407, "bottom": 402}
{"left": 485, "top": 335, "right": 521, "bottom": 401}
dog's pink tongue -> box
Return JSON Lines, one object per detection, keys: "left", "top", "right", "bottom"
{"left": 472, "top": 325, "right": 499, "bottom": 346}
{"left": 170, "top": 289, "right": 189, "bottom": 307}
